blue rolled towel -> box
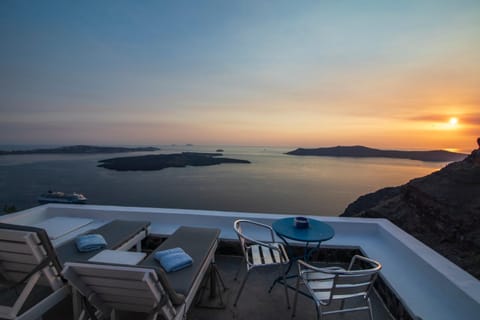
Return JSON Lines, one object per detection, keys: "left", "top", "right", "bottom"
{"left": 154, "top": 247, "right": 193, "bottom": 272}
{"left": 75, "top": 234, "right": 107, "bottom": 252}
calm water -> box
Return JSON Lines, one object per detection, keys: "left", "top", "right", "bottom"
{"left": 0, "top": 145, "right": 445, "bottom": 216}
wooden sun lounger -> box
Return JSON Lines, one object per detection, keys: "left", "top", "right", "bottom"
{"left": 0, "top": 223, "right": 68, "bottom": 320}
{"left": 55, "top": 220, "right": 150, "bottom": 264}
{"left": 0, "top": 220, "right": 150, "bottom": 320}
{"left": 62, "top": 226, "right": 220, "bottom": 320}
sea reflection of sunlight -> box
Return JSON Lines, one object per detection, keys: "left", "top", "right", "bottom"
{"left": 444, "top": 148, "right": 460, "bottom": 153}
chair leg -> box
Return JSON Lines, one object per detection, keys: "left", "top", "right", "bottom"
{"left": 315, "top": 304, "right": 322, "bottom": 320}
{"left": 234, "top": 258, "right": 245, "bottom": 281}
{"left": 367, "top": 297, "right": 374, "bottom": 320}
{"left": 291, "top": 274, "right": 301, "bottom": 318}
{"left": 233, "top": 270, "right": 250, "bottom": 307}
{"left": 281, "top": 264, "right": 290, "bottom": 309}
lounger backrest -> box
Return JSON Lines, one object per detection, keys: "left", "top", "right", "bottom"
{"left": 0, "top": 223, "right": 63, "bottom": 290}
{"left": 62, "top": 262, "right": 177, "bottom": 319}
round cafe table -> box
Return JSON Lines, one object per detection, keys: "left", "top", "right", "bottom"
{"left": 268, "top": 217, "right": 335, "bottom": 294}
{"left": 272, "top": 217, "right": 335, "bottom": 249}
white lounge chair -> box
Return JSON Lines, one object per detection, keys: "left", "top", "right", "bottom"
{"left": 0, "top": 223, "right": 70, "bottom": 320}
{"left": 63, "top": 263, "right": 178, "bottom": 320}
{"left": 0, "top": 220, "right": 151, "bottom": 320}
{"left": 63, "top": 226, "right": 221, "bottom": 320}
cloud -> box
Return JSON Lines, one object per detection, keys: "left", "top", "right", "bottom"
{"left": 407, "top": 113, "right": 480, "bottom": 126}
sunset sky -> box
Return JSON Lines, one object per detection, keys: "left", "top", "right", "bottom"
{"left": 0, "top": 0, "right": 479, "bottom": 152}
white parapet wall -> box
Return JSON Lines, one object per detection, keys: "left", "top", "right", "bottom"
{"left": 1, "top": 204, "right": 479, "bottom": 320}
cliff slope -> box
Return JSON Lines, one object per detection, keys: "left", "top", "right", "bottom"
{"left": 342, "top": 146, "right": 480, "bottom": 278}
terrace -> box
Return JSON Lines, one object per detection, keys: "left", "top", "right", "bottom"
{"left": 1, "top": 204, "right": 479, "bottom": 320}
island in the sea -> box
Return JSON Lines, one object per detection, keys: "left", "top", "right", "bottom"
{"left": 0, "top": 145, "right": 160, "bottom": 155}
{"left": 98, "top": 152, "right": 250, "bottom": 171}
{"left": 286, "top": 145, "right": 466, "bottom": 162}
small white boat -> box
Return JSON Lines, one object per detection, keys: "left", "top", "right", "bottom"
{"left": 38, "top": 191, "right": 87, "bottom": 204}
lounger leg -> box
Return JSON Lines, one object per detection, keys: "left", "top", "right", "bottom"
{"left": 78, "top": 309, "right": 87, "bottom": 320}
{"left": 146, "top": 313, "right": 158, "bottom": 320}
{"left": 213, "top": 262, "right": 227, "bottom": 291}
{"left": 72, "top": 289, "right": 82, "bottom": 320}
{"left": 233, "top": 271, "right": 250, "bottom": 307}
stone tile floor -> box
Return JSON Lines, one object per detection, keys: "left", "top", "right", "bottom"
{"left": 188, "top": 255, "right": 394, "bottom": 320}
{"left": 41, "top": 254, "right": 394, "bottom": 320}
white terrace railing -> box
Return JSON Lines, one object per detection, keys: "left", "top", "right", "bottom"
{"left": 1, "top": 204, "right": 479, "bottom": 320}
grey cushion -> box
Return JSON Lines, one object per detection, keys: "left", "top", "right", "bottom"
{"left": 140, "top": 226, "right": 220, "bottom": 305}
{"left": 55, "top": 220, "right": 150, "bottom": 265}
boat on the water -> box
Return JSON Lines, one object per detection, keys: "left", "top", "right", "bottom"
{"left": 37, "top": 190, "right": 87, "bottom": 204}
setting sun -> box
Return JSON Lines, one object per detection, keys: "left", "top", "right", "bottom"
{"left": 449, "top": 117, "right": 459, "bottom": 126}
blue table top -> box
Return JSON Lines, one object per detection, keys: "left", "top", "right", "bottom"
{"left": 272, "top": 217, "right": 335, "bottom": 242}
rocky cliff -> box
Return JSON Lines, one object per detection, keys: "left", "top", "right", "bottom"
{"left": 342, "top": 143, "right": 480, "bottom": 279}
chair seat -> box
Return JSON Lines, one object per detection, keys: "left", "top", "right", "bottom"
{"left": 312, "top": 288, "right": 367, "bottom": 303}
{"left": 247, "top": 242, "right": 287, "bottom": 267}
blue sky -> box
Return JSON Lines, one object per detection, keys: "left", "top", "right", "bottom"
{"left": 1, "top": 0, "right": 479, "bottom": 150}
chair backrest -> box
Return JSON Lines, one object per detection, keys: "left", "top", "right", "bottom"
{"left": 234, "top": 219, "right": 275, "bottom": 248}
{"left": 233, "top": 219, "right": 287, "bottom": 266}
{"left": 0, "top": 223, "right": 63, "bottom": 290}
{"left": 330, "top": 267, "right": 379, "bottom": 302}
{"left": 233, "top": 220, "right": 248, "bottom": 256}
{"left": 62, "top": 262, "right": 177, "bottom": 319}
{"left": 301, "top": 255, "right": 381, "bottom": 305}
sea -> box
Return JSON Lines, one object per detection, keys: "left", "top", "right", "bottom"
{"left": 0, "top": 145, "right": 447, "bottom": 216}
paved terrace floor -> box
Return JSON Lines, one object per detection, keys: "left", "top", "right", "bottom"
{"left": 41, "top": 254, "right": 393, "bottom": 320}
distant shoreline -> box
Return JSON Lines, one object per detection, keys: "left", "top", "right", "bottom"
{"left": 0, "top": 145, "right": 160, "bottom": 155}
{"left": 286, "top": 145, "right": 467, "bottom": 162}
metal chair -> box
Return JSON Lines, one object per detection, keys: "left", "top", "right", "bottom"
{"left": 292, "top": 255, "right": 381, "bottom": 320}
{"left": 233, "top": 219, "right": 290, "bottom": 308}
